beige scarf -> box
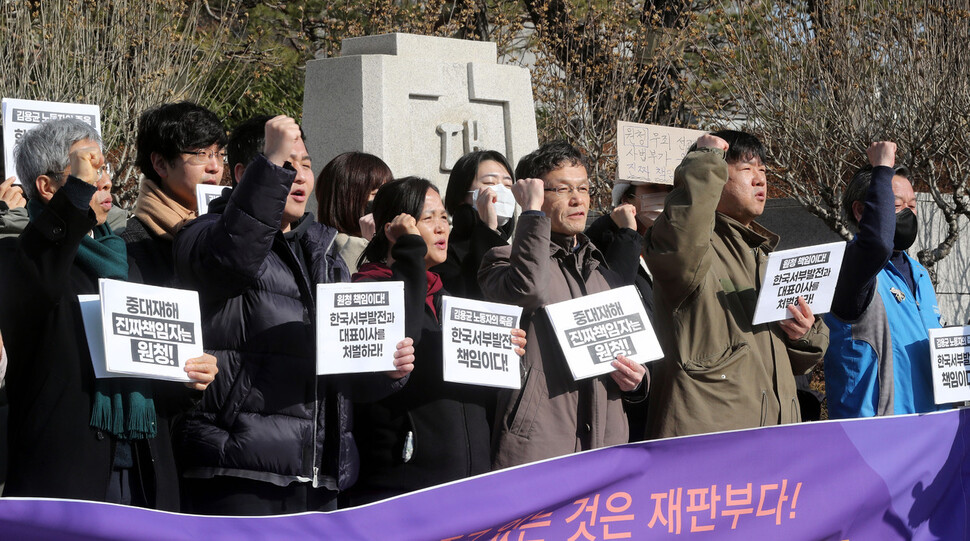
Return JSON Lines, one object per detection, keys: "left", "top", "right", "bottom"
{"left": 132, "top": 177, "right": 197, "bottom": 240}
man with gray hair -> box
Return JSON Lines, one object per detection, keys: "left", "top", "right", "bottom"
{"left": 0, "top": 118, "right": 216, "bottom": 509}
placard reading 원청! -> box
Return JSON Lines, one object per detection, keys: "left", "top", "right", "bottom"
{"left": 616, "top": 120, "right": 706, "bottom": 185}
{"left": 544, "top": 285, "right": 662, "bottom": 381}
{"left": 2, "top": 98, "right": 101, "bottom": 182}
{"left": 441, "top": 296, "right": 522, "bottom": 389}
{"left": 316, "top": 281, "right": 405, "bottom": 375}
{"left": 92, "top": 279, "right": 200, "bottom": 382}
{"left": 751, "top": 241, "right": 847, "bottom": 325}
{"left": 929, "top": 326, "right": 970, "bottom": 404}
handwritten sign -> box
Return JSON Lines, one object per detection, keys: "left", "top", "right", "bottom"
{"left": 195, "top": 184, "right": 227, "bottom": 215}
{"left": 752, "top": 241, "right": 846, "bottom": 325}
{"left": 316, "top": 281, "right": 405, "bottom": 375}
{"left": 2, "top": 98, "right": 101, "bottom": 183}
{"left": 929, "top": 326, "right": 970, "bottom": 404}
{"left": 616, "top": 120, "right": 706, "bottom": 185}
{"left": 544, "top": 285, "right": 662, "bottom": 380}
{"left": 78, "top": 280, "right": 201, "bottom": 381}
{"left": 441, "top": 296, "right": 522, "bottom": 389}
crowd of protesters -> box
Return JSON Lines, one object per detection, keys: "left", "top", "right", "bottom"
{"left": 0, "top": 101, "right": 945, "bottom": 516}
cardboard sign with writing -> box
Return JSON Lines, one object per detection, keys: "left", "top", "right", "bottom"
{"left": 195, "top": 184, "right": 227, "bottom": 215}
{"left": 929, "top": 326, "right": 970, "bottom": 404}
{"left": 544, "top": 285, "right": 662, "bottom": 380}
{"left": 616, "top": 120, "right": 706, "bottom": 185}
{"left": 441, "top": 296, "right": 522, "bottom": 389}
{"left": 316, "top": 281, "right": 405, "bottom": 375}
{"left": 752, "top": 241, "right": 846, "bottom": 325}
{"left": 81, "top": 279, "right": 201, "bottom": 382}
{"left": 2, "top": 98, "right": 101, "bottom": 183}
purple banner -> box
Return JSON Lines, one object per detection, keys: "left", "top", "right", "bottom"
{"left": 2, "top": 409, "right": 968, "bottom": 540}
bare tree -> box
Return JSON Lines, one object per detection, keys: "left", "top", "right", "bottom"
{"left": 0, "top": 0, "right": 249, "bottom": 206}
{"left": 688, "top": 0, "right": 970, "bottom": 280}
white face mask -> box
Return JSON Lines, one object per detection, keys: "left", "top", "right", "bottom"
{"left": 636, "top": 192, "right": 666, "bottom": 226}
{"left": 471, "top": 184, "right": 516, "bottom": 226}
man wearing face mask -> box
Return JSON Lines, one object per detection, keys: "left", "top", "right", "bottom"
{"left": 824, "top": 141, "right": 946, "bottom": 418}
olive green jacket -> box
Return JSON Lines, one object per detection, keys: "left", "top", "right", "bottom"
{"left": 644, "top": 148, "right": 828, "bottom": 439}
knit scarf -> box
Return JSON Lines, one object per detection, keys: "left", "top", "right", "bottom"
{"left": 132, "top": 177, "right": 197, "bottom": 240}
{"left": 354, "top": 263, "right": 444, "bottom": 319}
{"left": 28, "top": 198, "right": 155, "bottom": 440}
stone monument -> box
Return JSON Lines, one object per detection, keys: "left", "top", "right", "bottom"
{"left": 302, "top": 33, "right": 538, "bottom": 194}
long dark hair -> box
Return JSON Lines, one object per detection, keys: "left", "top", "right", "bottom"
{"left": 443, "top": 150, "right": 514, "bottom": 215}
{"left": 360, "top": 176, "right": 438, "bottom": 265}
{"left": 316, "top": 152, "right": 393, "bottom": 236}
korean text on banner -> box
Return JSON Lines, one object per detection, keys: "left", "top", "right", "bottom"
{"left": 316, "top": 281, "right": 405, "bottom": 375}
{"left": 752, "top": 241, "right": 846, "bottom": 325}
{"left": 616, "top": 120, "right": 706, "bottom": 185}
{"left": 2, "top": 98, "right": 101, "bottom": 183}
{"left": 441, "top": 295, "right": 522, "bottom": 389}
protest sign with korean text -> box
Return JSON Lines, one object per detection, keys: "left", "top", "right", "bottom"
{"left": 616, "top": 120, "right": 706, "bottom": 185}
{"left": 544, "top": 285, "right": 662, "bottom": 380}
{"left": 929, "top": 326, "right": 970, "bottom": 404}
{"left": 2, "top": 98, "right": 101, "bottom": 182}
{"left": 195, "top": 184, "right": 227, "bottom": 215}
{"left": 441, "top": 296, "right": 522, "bottom": 389}
{"left": 316, "top": 281, "right": 404, "bottom": 375}
{"left": 95, "top": 279, "right": 200, "bottom": 382}
{"left": 752, "top": 241, "right": 846, "bottom": 325}
{"left": 78, "top": 295, "right": 125, "bottom": 380}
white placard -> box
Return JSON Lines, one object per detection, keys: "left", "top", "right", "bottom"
{"left": 929, "top": 326, "right": 970, "bottom": 404}
{"left": 95, "top": 279, "right": 200, "bottom": 381}
{"left": 441, "top": 296, "right": 523, "bottom": 389}
{"left": 78, "top": 295, "right": 125, "bottom": 379}
{"left": 616, "top": 120, "right": 706, "bottom": 185}
{"left": 195, "top": 184, "right": 227, "bottom": 215}
{"left": 544, "top": 285, "right": 663, "bottom": 381}
{"left": 751, "top": 241, "right": 847, "bottom": 325}
{"left": 316, "top": 281, "right": 405, "bottom": 375}
{"left": 2, "top": 98, "right": 101, "bottom": 183}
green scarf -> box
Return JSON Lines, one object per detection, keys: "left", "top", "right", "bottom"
{"left": 28, "top": 198, "right": 156, "bottom": 439}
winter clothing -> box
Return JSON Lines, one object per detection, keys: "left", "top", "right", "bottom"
{"left": 334, "top": 231, "right": 369, "bottom": 274}
{"left": 824, "top": 166, "right": 945, "bottom": 417}
{"left": 643, "top": 148, "right": 828, "bottom": 439}
{"left": 346, "top": 234, "right": 491, "bottom": 505}
{"left": 479, "top": 213, "right": 640, "bottom": 469}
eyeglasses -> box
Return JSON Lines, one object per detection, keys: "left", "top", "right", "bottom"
{"left": 544, "top": 184, "right": 590, "bottom": 197}
{"left": 181, "top": 148, "right": 227, "bottom": 166}
{"left": 45, "top": 163, "right": 111, "bottom": 182}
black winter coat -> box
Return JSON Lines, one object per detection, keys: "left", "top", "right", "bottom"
{"left": 172, "top": 155, "right": 398, "bottom": 490}
{"left": 346, "top": 235, "right": 491, "bottom": 505}
{"left": 121, "top": 216, "right": 177, "bottom": 288}
{"left": 431, "top": 204, "right": 511, "bottom": 300}
{"left": 0, "top": 177, "right": 181, "bottom": 510}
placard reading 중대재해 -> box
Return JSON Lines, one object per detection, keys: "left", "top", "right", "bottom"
{"left": 93, "top": 279, "right": 200, "bottom": 382}
{"left": 616, "top": 120, "right": 706, "bottom": 185}
{"left": 751, "top": 241, "right": 847, "bottom": 325}
{"left": 441, "top": 296, "right": 522, "bottom": 389}
{"left": 929, "top": 326, "right": 970, "bottom": 404}
{"left": 195, "top": 184, "right": 227, "bottom": 215}
{"left": 544, "top": 285, "right": 663, "bottom": 381}
{"left": 316, "top": 281, "right": 404, "bottom": 375}
{"left": 2, "top": 98, "right": 101, "bottom": 183}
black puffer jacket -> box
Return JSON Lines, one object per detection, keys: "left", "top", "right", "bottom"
{"left": 173, "top": 155, "right": 394, "bottom": 490}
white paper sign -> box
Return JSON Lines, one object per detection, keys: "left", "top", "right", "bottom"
{"left": 616, "top": 120, "right": 706, "bottom": 185}
{"left": 751, "top": 241, "right": 847, "bottom": 325}
{"left": 316, "top": 281, "right": 405, "bottom": 375}
{"left": 2, "top": 98, "right": 101, "bottom": 182}
{"left": 544, "top": 285, "right": 663, "bottom": 380}
{"left": 78, "top": 295, "right": 125, "bottom": 379}
{"left": 441, "top": 296, "right": 523, "bottom": 389}
{"left": 90, "top": 279, "right": 201, "bottom": 381}
{"left": 195, "top": 184, "right": 227, "bottom": 215}
{"left": 929, "top": 326, "right": 970, "bottom": 404}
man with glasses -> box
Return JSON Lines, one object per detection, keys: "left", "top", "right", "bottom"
{"left": 124, "top": 101, "right": 227, "bottom": 287}
{"left": 643, "top": 131, "right": 828, "bottom": 439}
{"left": 480, "top": 140, "right": 646, "bottom": 469}
{"left": 0, "top": 118, "right": 216, "bottom": 508}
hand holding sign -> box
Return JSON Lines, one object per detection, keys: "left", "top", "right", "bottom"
{"left": 777, "top": 296, "right": 815, "bottom": 340}
{"left": 610, "top": 354, "right": 646, "bottom": 392}
{"left": 183, "top": 353, "right": 218, "bottom": 391}
{"left": 386, "top": 337, "right": 415, "bottom": 379}
{"left": 0, "top": 177, "right": 25, "bottom": 209}
{"left": 511, "top": 328, "right": 527, "bottom": 357}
